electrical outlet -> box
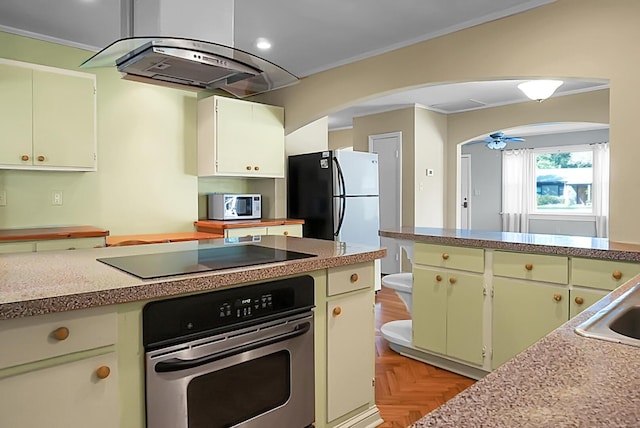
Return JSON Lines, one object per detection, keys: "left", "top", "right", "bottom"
{"left": 0, "top": 190, "right": 6, "bottom": 206}
{"left": 52, "top": 190, "right": 63, "bottom": 206}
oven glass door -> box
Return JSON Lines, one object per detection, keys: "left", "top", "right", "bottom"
{"left": 188, "top": 350, "right": 290, "bottom": 427}
{"left": 227, "top": 196, "right": 254, "bottom": 217}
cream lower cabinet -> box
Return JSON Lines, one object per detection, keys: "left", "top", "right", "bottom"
{"left": 319, "top": 263, "right": 380, "bottom": 428}
{"left": 0, "top": 306, "right": 118, "bottom": 428}
{"left": 492, "top": 278, "right": 569, "bottom": 369}
{"left": 0, "top": 237, "right": 106, "bottom": 253}
{"left": 569, "top": 288, "right": 608, "bottom": 319}
{"left": 224, "top": 224, "right": 303, "bottom": 238}
{"left": 0, "top": 353, "right": 118, "bottom": 428}
{"left": 413, "top": 266, "right": 484, "bottom": 365}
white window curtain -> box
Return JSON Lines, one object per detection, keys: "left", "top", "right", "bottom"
{"left": 592, "top": 142, "right": 610, "bottom": 238}
{"left": 501, "top": 149, "right": 534, "bottom": 233}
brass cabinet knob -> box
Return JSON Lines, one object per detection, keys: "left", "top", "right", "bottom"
{"left": 52, "top": 326, "right": 69, "bottom": 341}
{"left": 350, "top": 273, "right": 359, "bottom": 283}
{"left": 612, "top": 270, "right": 623, "bottom": 280}
{"left": 435, "top": 274, "right": 442, "bottom": 282}
{"left": 553, "top": 293, "right": 562, "bottom": 302}
{"left": 283, "top": 231, "right": 289, "bottom": 236}
{"left": 441, "top": 253, "right": 449, "bottom": 260}
{"left": 332, "top": 306, "right": 342, "bottom": 317}
{"left": 254, "top": 166, "right": 260, "bottom": 171}
{"left": 575, "top": 296, "right": 584, "bottom": 305}
{"left": 37, "top": 155, "right": 45, "bottom": 162}
{"left": 525, "top": 263, "right": 533, "bottom": 271}
{"left": 449, "top": 276, "right": 457, "bottom": 284}
{"left": 21, "top": 155, "right": 29, "bottom": 161}
{"left": 246, "top": 165, "right": 252, "bottom": 171}
{"left": 96, "top": 366, "right": 111, "bottom": 379}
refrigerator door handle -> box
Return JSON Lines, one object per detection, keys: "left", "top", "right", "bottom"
{"left": 334, "top": 157, "right": 347, "bottom": 237}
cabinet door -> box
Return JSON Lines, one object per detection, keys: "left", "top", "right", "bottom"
{"left": 0, "top": 63, "right": 32, "bottom": 166}
{"left": 215, "top": 96, "right": 255, "bottom": 175}
{"left": 569, "top": 288, "right": 607, "bottom": 319}
{"left": 35, "top": 237, "right": 106, "bottom": 251}
{"left": 247, "top": 103, "right": 285, "bottom": 177}
{"left": 0, "top": 352, "right": 118, "bottom": 428}
{"left": 32, "top": 69, "right": 96, "bottom": 169}
{"left": 0, "top": 242, "right": 35, "bottom": 254}
{"left": 447, "top": 271, "right": 484, "bottom": 365}
{"left": 225, "top": 226, "right": 268, "bottom": 238}
{"left": 267, "top": 224, "right": 303, "bottom": 237}
{"left": 412, "top": 266, "right": 447, "bottom": 354}
{"left": 327, "top": 291, "right": 374, "bottom": 422}
{"left": 492, "top": 278, "right": 568, "bottom": 369}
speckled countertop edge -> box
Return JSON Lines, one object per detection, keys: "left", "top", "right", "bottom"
{"left": 0, "top": 236, "right": 385, "bottom": 320}
{"left": 380, "top": 227, "right": 640, "bottom": 262}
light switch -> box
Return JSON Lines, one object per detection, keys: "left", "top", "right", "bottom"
{"left": 427, "top": 169, "right": 434, "bottom": 177}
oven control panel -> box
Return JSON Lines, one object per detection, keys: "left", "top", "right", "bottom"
{"left": 218, "top": 293, "right": 274, "bottom": 320}
{"left": 142, "top": 275, "right": 314, "bottom": 350}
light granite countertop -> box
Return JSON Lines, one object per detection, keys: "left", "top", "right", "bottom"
{"left": 377, "top": 228, "right": 640, "bottom": 427}
{"left": 0, "top": 235, "right": 385, "bottom": 320}
{"left": 379, "top": 227, "right": 640, "bottom": 261}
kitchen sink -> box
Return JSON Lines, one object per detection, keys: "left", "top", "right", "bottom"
{"left": 575, "top": 282, "right": 640, "bottom": 348}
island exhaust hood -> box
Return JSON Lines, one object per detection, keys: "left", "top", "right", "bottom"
{"left": 80, "top": 37, "right": 298, "bottom": 98}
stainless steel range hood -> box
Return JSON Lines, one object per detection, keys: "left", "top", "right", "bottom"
{"left": 80, "top": 37, "right": 298, "bottom": 98}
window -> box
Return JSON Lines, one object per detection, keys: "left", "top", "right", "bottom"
{"left": 534, "top": 147, "right": 594, "bottom": 214}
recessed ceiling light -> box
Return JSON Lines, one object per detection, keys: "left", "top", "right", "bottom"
{"left": 256, "top": 38, "right": 272, "bottom": 50}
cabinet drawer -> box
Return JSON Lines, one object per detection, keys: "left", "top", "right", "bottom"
{"left": 571, "top": 258, "right": 640, "bottom": 291}
{"left": 414, "top": 243, "right": 484, "bottom": 273}
{"left": 35, "top": 237, "right": 106, "bottom": 251}
{"left": 0, "top": 352, "right": 118, "bottom": 428}
{"left": 0, "top": 242, "right": 35, "bottom": 253}
{"left": 268, "top": 224, "right": 303, "bottom": 237}
{"left": 225, "top": 227, "right": 268, "bottom": 238}
{"left": 327, "top": 263, "right": 373, "bottom": 296}
{"left": 493, "top": 251, "right": 568, "bottom": 284}
{"left": 569, "top": 288, "right": 608, "bottom": 318}
{"left": 0, "top": 307, "right": 117, "bottom": 370}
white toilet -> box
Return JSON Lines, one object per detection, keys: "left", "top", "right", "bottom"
{"left": 380, "top": 271, "right": 414, "bottom": 350}
{"left": 381, "top": 272, "right": 413, "bottom": 314}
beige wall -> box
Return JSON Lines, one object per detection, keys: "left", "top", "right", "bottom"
{"left": 415, "top": 107, "right": 446, "bottom": 227}
{"left": 258, "top": 0, "right": 640, "bottom": 243}
{"left": 328, "top": 129, "right": 353, "bottom": 150}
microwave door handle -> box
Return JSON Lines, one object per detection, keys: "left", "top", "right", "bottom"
{"left": 154, "top": 322, "right": 311, "bottom": 373}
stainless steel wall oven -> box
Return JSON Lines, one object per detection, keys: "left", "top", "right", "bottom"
{"left": 142, "top": 276, "right": 315, "bottom": 428}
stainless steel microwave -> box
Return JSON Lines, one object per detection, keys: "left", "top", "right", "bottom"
{"left": 208, "top": 193, "right": 262, "bottom": 220}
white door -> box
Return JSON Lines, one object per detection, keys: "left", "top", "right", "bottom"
{"left": 460, "top": 154, "right": 471, "bottom": 229}
{"left": 369, "top": 132, "right": 401, "bottom": 274}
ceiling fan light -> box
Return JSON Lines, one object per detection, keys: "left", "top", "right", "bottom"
{"left": 518, "top": 80, "right": 563, "bottom": 102}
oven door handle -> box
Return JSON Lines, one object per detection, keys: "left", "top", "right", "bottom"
{"left": 154, "top": 321, "right": 311, "bottom": 373}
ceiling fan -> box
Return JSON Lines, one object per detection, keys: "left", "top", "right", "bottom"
{"left": 466, "top": 131, "right": 525, "bottom": 150}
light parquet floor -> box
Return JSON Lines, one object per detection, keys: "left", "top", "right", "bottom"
{"left": 374, "top": 286, "right": 476, "bottom": 428}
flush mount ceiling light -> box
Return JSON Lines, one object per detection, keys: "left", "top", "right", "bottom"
{"left": 517, "top": 80, "right": 563, "bottom": 102}
{"left": 256, "top": 38, "right": 272, "bottom": 50}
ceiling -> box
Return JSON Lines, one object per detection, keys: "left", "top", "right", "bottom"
{"left": 0, "top": 0, "right": 608, "bottom": 133}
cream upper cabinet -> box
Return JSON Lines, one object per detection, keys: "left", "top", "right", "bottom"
{"left": 0, "top": 59, "right": 97, "bottom": 171}
{"left": 197, "top": 95, "right": 285, "bottom": 178}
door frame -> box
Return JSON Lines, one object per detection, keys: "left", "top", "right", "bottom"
{"left": 460, "top": 154, "right": 471, "bottom": 229}
{"left": 369, "top": 131, "right": 402, "bottom": 273}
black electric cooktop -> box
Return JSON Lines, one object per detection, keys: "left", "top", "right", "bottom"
{"left": 97, "top": 245, "right": 316, "bottom": 279}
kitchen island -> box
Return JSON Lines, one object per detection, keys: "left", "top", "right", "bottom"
{"left": 379, "top": 227, "right": 640, "bottom": 427}
{"left": 0, "top": 236, "right": 385, "bottom": 428}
